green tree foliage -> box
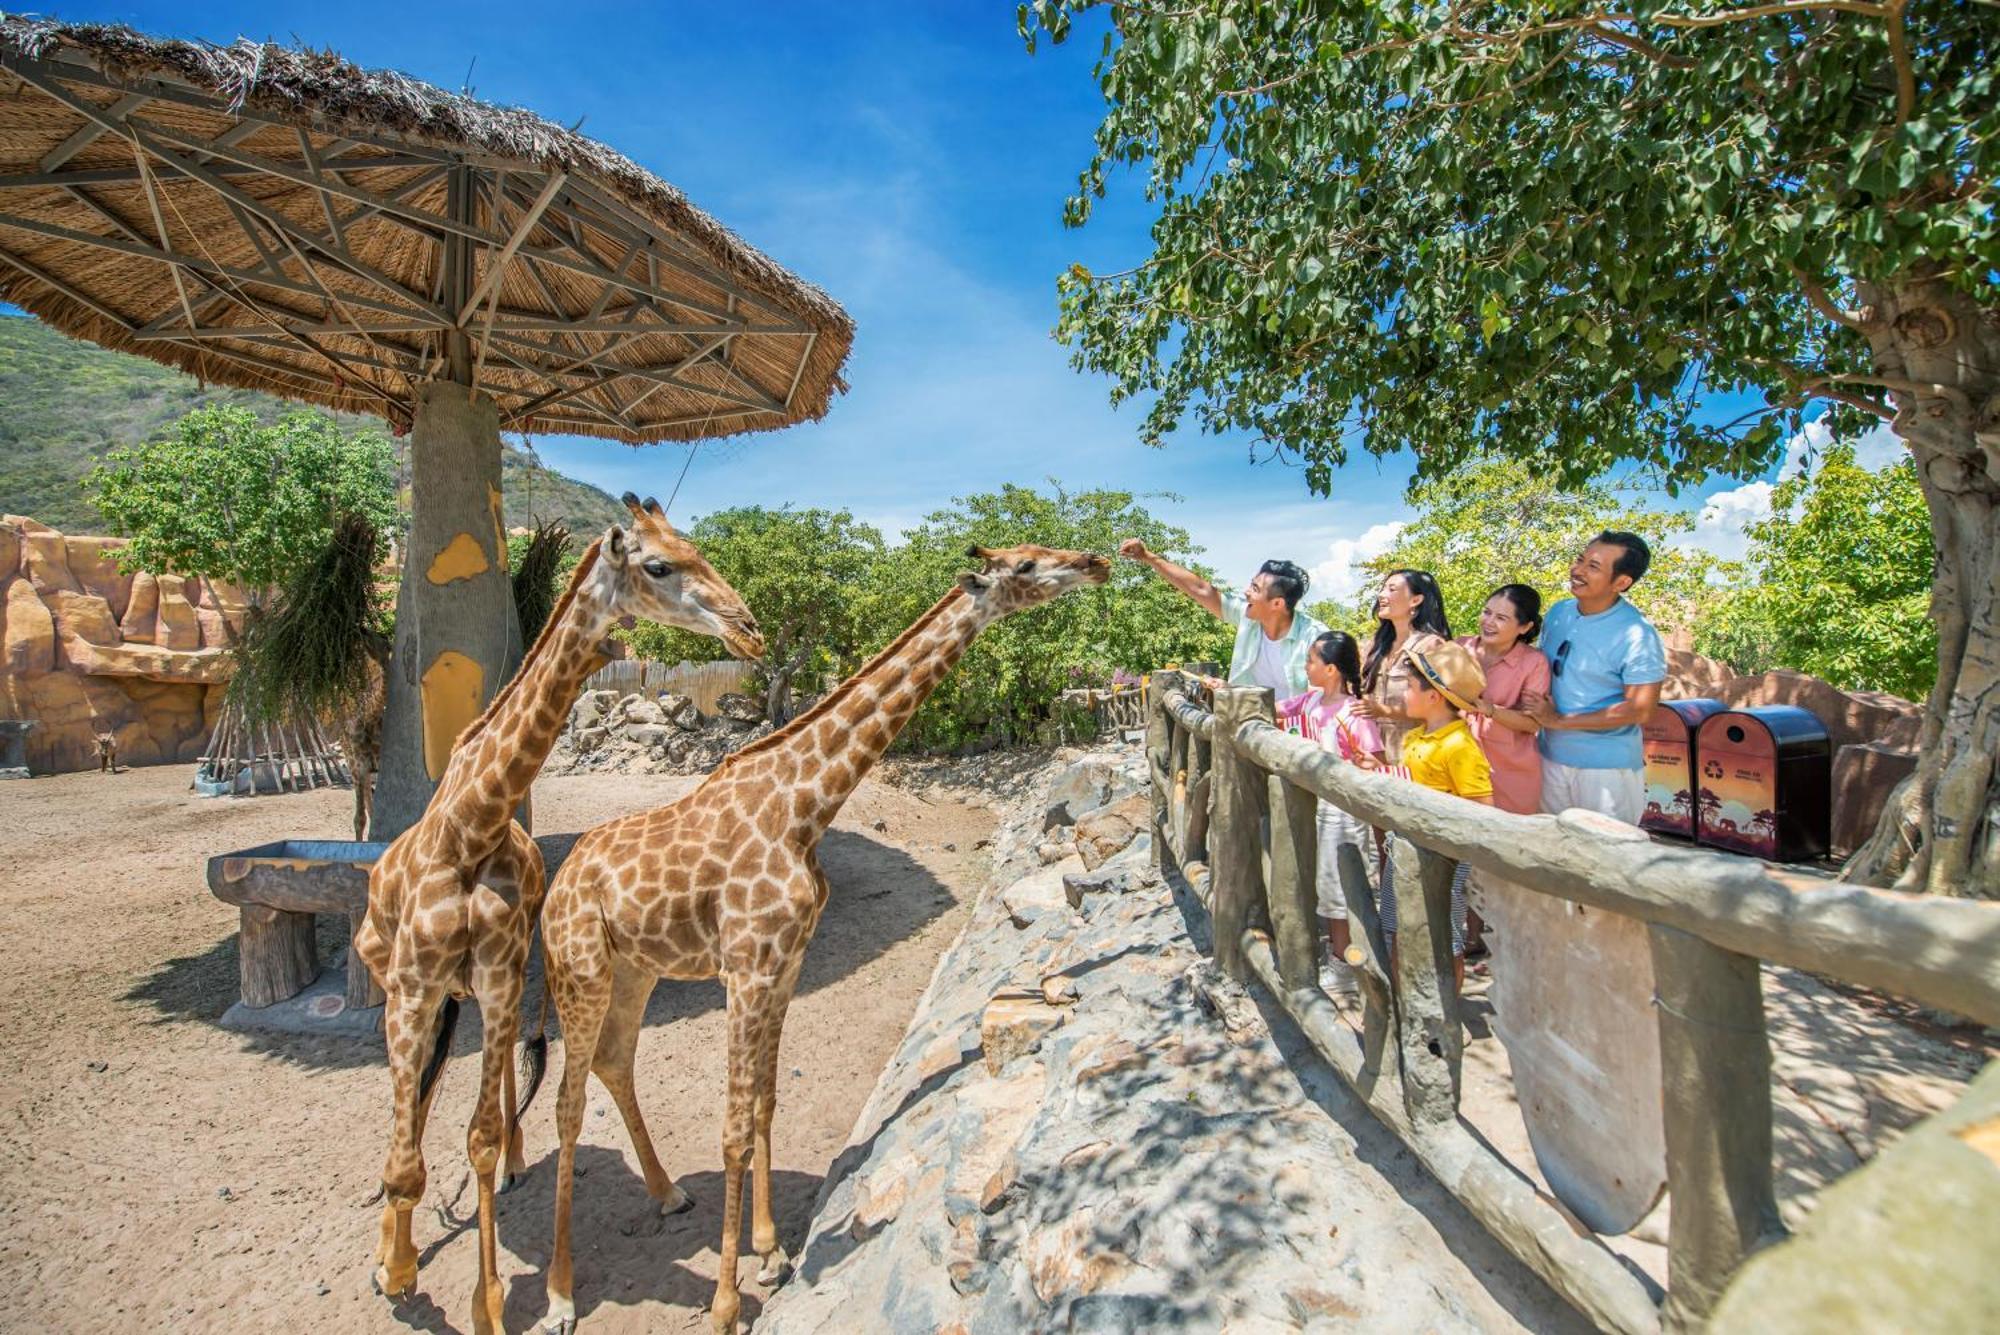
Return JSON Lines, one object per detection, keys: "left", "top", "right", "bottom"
{"left": 87, "top": 405, "right": 399, "bottom": 594}
{"left": 1025, "top": 0, "right": 1996, "bottom": 894}
{"left": 870, "top": 483, "right": 1232, "bottom": 750}
{"left": 1314, "top": 457, "right": 1722, "bottom": 639}
{"left": 507, "top": 519, "right": 579, "bottom": 644}
{"left": 228, "top": 514, "right": 390, "bottom": 726}
{"left": 1696, "top": 444, "right": 1934, "bottom": 700}
{"left": 621, "top": 506, "right": 889, "bottom": 720}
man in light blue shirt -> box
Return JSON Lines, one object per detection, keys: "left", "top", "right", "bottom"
{"left": 1117, "top": 539, "right": 1326, "bottom": 696}
{"left": 1526, "top": 531, "right": 1666, "bottom": 823}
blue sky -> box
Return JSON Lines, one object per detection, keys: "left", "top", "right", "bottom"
{"left": 31, "top": 2, "right": 1890, "bottom": 601}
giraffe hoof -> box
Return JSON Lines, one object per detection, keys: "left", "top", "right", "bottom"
{"left": 371, "top": 1262, "right": 415, "bottom": 1301}
{"left": 755, "top": 1245, "right": 792, "bottom": 1287}
{"left": 541, "top": 1319, "right": 577, "bottom": 1335}
{"left": 661, "top": 1183, "right": 695, "bottom": 1215}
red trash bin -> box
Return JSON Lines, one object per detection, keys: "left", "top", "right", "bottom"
{"left": 1694, "top": 706, "right": 1831, "bottom": 862}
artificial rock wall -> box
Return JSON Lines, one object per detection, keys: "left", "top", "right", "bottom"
{"left": 0, "top": 515, "right": 245, "bottom": 773}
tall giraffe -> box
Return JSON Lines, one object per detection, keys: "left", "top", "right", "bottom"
{"left": 353, "top": 494, "right": 763, "bottom": 1334}
{"left": 537, "top": 543, "right": 1111, "bottom": 1333}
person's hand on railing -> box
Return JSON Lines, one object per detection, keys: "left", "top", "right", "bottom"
{"left": 1353, "top": 696, "right": 1396, "bottom": 721}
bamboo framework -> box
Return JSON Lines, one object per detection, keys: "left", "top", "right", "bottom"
{"left": 0, "top": 19, "right": 852, "bottom": 442}
{"left": 196, "top": 699, "right": 350, "bottom": 796}
{"left": 1147, "top": 672, "right": 2000, "bottom": 1334}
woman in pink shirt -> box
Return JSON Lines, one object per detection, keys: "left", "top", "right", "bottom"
{"left": 1459, "top": 583, "right": 1550, "bottom": 814}
{"left": 1458, "top": 584, "right": 1549, "bottom": 959}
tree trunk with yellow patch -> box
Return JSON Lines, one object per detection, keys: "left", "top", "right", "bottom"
{"left": 372, "top": 380, "right": 521, "bottom": 838}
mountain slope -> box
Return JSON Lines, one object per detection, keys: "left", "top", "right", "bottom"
{"left": 0, "top": 314, "right": 627, "bottom": 534}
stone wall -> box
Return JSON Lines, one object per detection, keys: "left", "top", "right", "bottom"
{"left": 756, "top": 749, "right": 1580, "bottom": 1333}
{"left": 0, "top": 515, "right": 245, "bottom": 773}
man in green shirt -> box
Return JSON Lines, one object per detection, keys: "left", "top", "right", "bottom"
{"left": 1119, "top": 539, "right": 1327, "bottom": 695}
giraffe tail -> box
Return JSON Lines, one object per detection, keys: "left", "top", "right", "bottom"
{"left": 417, "top": 996, "right": 460, "bottom": 1107}
{"left": 516, "top": 968, "right": 551, "bottom": 1122}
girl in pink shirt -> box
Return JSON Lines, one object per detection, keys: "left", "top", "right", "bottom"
{"left": 1278, "top": 632, "right": 1385, "bottom": 995}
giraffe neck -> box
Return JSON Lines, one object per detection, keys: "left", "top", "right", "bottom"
{"left": 738, "top": 587, "right": 989, "bottom": 835}
{"left": 425, "top": 572, "right": 615, "bottom": 840}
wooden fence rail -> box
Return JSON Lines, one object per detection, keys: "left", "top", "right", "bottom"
{"left": 1146, "top": 672, "right": 2000, "bottom": 1333}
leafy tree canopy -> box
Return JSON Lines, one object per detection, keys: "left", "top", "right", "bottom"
{"left": 1695, "top": 442, "right": 1934, "bottom": 699}
{"left": 87, "top": 405, "right": 399, "bottom": 593}
{"left": 872, "top": 482, "right": 1232, "bottom": 750}
{"left": 1022, "top": 0, "right": 1992, "bottom": 485}
{"left": 1307, "top": 456, "right": 1721, "bottom": 636}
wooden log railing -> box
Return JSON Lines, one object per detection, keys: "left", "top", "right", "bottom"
{"left": 1146, "top": 672, "right": 2000, "bottom": 1334}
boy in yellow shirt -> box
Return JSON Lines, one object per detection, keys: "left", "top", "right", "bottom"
{"left": 1378, "top": 636, "right": 1492, "bottom": 989}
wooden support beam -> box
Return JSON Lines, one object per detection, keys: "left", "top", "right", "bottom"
{"left": 1386, "top": 835, "right": 1462, "bottom": 1123}
{"left": 457, "top": 171, "right": 566, "bottom": 327}
{"left": 1208, "top": 687, "right": 1272, "bottom": 981}
{"left": 38, "top": 90, "right": 147, "bottom": 170}
{"left": 295, "top": 128, "right": 348, "bottom": 250}
{"left": 1649, "top": 925, "right": 1786, "bottom": 1328}
{"left": 1146, "top": 670, "right": 1175, "bottom": 879}
{"left": 1266, "top": 767, "right": 1322, "bottom": 991}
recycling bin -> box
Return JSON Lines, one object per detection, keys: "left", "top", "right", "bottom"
{"left": 1640, "top": 698, "right": 1727, "bottom": 838}
{"left": 1694, "top": 706, "right": 1831, "bottom": 862}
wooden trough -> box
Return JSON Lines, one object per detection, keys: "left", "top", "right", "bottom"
{"left": 206, "top": 833, "right": 582, "bottom": 1011}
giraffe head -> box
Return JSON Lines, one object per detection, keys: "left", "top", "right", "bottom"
{"left": 958, "top": 543, "right": 1111, "bottom": 619}
{"left": 602, "top": 493, "right": 765, "bottom": 660}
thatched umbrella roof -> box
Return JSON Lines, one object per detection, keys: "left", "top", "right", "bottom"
{"left": 0, "top": 18, "right": 853, "bottom": 441}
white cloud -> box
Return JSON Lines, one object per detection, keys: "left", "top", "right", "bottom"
{"left": 1684, "top": 482, "right": 1774, "bottom": 564}
{"left": 1677, "top": 420, "right": 1907, "bottom": 564}
{"left": 1310, "top": 520, "right": 1407, "bottom": 606}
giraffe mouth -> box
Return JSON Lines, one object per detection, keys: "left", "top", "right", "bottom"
{"left": 724, "top": 623, "right": 766, "bottom": 662}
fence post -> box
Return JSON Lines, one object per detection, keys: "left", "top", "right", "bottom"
{"left": 1387, "top": 835, "right": 1462, "bottom": 1125}
{"left": 1650, "top": 923, "right": 1785, "bottom": 1329}
{"left": 1146, "top": 671, "right": 1175, "bottom": 877}
{"left": 1208, "top": 687, "right": 1271, "bottom": 981}
{"left": 1169, "top": 716, "right": 1191, "bottom": 856}
{"left": 1185, "top": 729, "right": 1213, "bottom": 867}
{"left": 1266, "top": 767, "right": 1320, "bottom": 990}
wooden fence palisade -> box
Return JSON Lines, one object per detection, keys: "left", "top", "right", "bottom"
{"left": 1145, "top": 671, "right": 2000, "bottom": 1334}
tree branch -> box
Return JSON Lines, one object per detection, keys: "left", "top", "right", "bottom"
{"left": 1582, "top": 21, "right": 1696, "bottom": 67}
{"left": 1884, "top": 0, "right": 1917, "bottom": 125}
{"left": 1790, "top": 266, "right": 1874, "bottom": 332}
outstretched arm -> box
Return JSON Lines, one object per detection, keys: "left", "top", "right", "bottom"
{"left": 1119, "top": 537, "right": 1224, "bottom": 619}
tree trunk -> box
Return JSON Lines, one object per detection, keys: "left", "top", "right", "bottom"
{"left": 370, "top": 380, "right": 523, "bottom": 839}
{"left": 764, "top": 647, "right": 809, "bottom": 727}
{"left": 1845, "top": 273, "right": 1999, "bottom": 899}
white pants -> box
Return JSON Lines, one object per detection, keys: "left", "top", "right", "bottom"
{"left": 1314, "top": 805, "right": 1370, "bottom": 919}
{"left": 1540, "top": 759, "right": 1645, "bottom": 824}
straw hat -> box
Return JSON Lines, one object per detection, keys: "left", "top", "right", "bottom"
{"left": 1407, "top": 634, "right": 1487, "bottom": 713}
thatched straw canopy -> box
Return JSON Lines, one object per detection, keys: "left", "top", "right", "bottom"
{"left": 0, "top": 19, "right": 853, "bottom": 441}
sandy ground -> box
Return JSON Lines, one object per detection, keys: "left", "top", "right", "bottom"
{"left": 0, "top": 763, "right": 999, "bottom": 1333}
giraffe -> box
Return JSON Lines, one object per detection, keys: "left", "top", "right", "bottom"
{"left": 537, "top": 542, "right": 1112, "bottom": 1333}
{"left": 352, "top": 493, "right": 764, "bottom": 1334}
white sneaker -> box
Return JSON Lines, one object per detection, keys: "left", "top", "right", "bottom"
{"left": 1318, "top": 960, "right": 1359, "bottom": 997}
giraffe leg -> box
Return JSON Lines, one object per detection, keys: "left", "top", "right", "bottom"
{"left": 712, "top": 976, "right": 773, "bottom": 1334}
{"left": 543, "top": 940, "right": 609, "bottom": 1335}
{"left": 466, "top": 910, "right": 525, "bottom": 1335}
{"left": 372, "top": 981, "right": 448, "bottom": 1302}
{"left": 751, "top": 974, "right": 800, "bottom": 1287}
{"left": 596, "top": 962, "right": 690, "bottom": 1232}
{"left": 501, "top": 1038, "right": 527, "bottom": 1190}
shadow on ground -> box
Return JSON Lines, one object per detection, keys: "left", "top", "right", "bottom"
{"left": 123, "top": 828, "right": 958, "bottom": 1073}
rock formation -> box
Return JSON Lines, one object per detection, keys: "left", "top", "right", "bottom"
{"left": 0, "top": 515, "right": 246, "bottom": 773}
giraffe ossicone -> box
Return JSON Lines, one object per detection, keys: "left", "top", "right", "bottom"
{"left": 352, "top": 493, "right": 761, "bottom": 1334}
{"left": 537, "top": 542, "right": 1112, "bottom": 1334}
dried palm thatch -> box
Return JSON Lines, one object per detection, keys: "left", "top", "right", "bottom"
{"left": 0, "top": 18, "right": 853, "bottom": 442}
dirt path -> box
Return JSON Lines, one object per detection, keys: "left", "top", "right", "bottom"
{"left": 0, "top": 764, "right": 998, "bottom": 1333}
